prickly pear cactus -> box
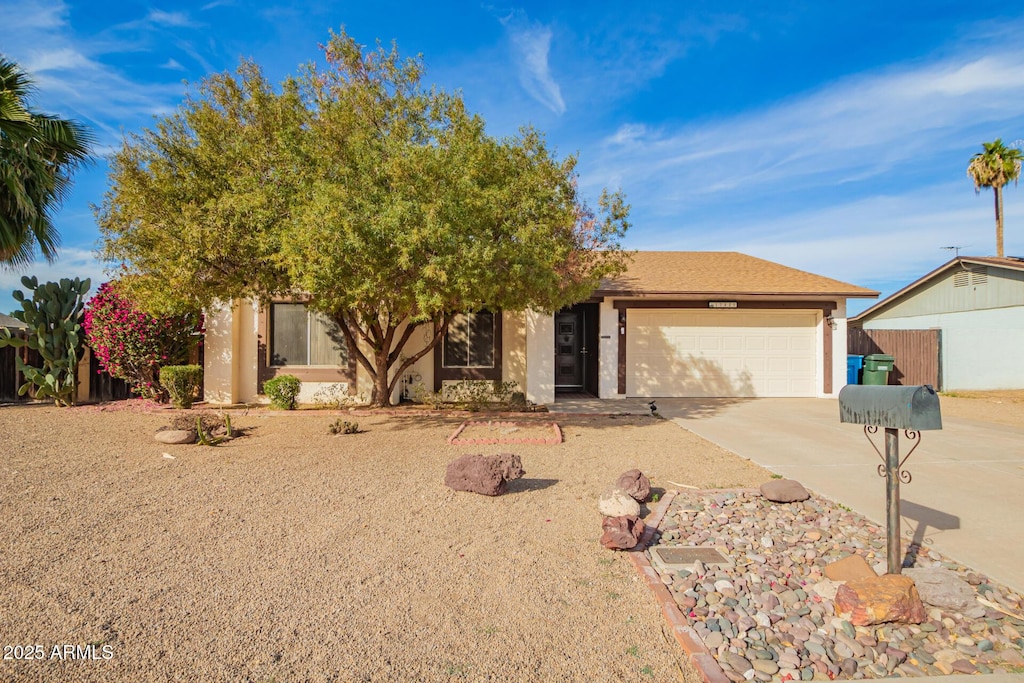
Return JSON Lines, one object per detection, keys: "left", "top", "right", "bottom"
{"left": 0, "top": 276, "right": 91, "bottom": 406}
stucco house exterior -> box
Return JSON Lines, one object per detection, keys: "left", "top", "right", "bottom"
{"left": 850, "top": 256, "right": 1024, "bottom": 390}
{"left": 203, "top": 251, "right": 877, "bottom": 405}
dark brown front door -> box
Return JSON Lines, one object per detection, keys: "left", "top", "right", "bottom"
{"left": 555, "top": 312, "right": 583, "bottom": 389}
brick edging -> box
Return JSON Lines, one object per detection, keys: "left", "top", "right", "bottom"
{"left": 446, "top": 421, "right": 563, "bottom": 445}
{"left": 626, "top": 490, "right": 730, "bottom": 683}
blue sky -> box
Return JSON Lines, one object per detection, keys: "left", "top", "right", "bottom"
{"left": 2, "top": 1, "right": 1023, "bottom": 316}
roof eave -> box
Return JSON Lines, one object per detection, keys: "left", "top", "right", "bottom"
{"left": 595, "top": 289, "right": 879, "bottom": 299}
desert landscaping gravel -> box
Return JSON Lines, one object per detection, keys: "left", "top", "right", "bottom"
{"left": 0, "top": 404, "right": 770, "bottom": 682}
{"left": 647, "top": 489, "right": 1024, "bottom": 681}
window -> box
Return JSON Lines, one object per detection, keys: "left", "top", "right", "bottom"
{"left": 270, "top": 303, "right": 348, "bottom": 366}
{"left": 443, "top": 311, "right": 495, "bottom": 368}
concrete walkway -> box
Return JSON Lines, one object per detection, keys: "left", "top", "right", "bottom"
{"left": 647, "top": 397, "right": 1024, "bottom": 594}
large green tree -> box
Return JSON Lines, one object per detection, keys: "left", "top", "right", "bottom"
{"left": 98, "top": 31, "right": 630, "bottom": 406}
{"left": 967, "top": 138, "right": 1023, "bottom": 258}
{"left": 0, "top": 58, "right": 94, "bottom": 266}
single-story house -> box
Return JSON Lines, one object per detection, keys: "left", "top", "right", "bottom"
{"left": 850, "top": 256, "right": 1024, "bottom": 390}
{"left": 203, "top": 251, "right": 878, "bottom": 405}
{"left": 0, "top": 312, "right": 27, "bottom": 330}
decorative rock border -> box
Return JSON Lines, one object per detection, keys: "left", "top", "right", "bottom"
{"left": 628, "top": 488, "right": 1024, "bottom": 682}
{"left": 628, "top": 490, "right": 732, "bottom": 683}
{"left": 446, "top": 421, "right": 563, "bottom": 445}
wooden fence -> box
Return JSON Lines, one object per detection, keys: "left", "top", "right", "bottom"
{"left": 0, "top": 342, "right": 36, "bottom": 401}
{"left": 847, "top": 328, "right": 941, "bottom": 390}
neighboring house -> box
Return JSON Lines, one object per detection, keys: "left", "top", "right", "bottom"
{"left": 203, "top": 251, "right": 877, "bottom": 405}
{"left": 0, "top": 313, "right": 27, "bottom": 330}
{"left": 850, "top": 256, "right": 1024, "bottom": 391}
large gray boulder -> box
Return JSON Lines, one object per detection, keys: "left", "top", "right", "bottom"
{"left": 760, "top": 478, "right": 810, "bottom": 503}
{"left": 154, "top": 429, "right": 197, "bottom": 445}
{"left": 444, "top": 453, "right": 524, "bottom": 496}
{"left": 903, "top": 567, "right": 977, "bottom": 611}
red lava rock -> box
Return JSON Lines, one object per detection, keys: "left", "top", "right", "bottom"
{"left": 444, "top": 453, "right": 524, "bottom": 496}
{"left": 599, "top": 515, "right": 645, "bottom": 550}
{"left": 615, "top": 469, "right": 651, "bottom": 502}
{"left": 824, "top": 554, "right": 877, "bottom": 582}
{"left": 835, "top": 574, "right": 926, "bottom": 626}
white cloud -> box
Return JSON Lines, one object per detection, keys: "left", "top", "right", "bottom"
{"left": 586, "top": 48, "right": 1024, "bottom": 203}
{"left": 23, "top": 47, "right": 97, "bottom": 73}
{"left": 606, "top": 123, "right": 647, "bottom": 146}
{"left": 500, "top": 12, "right": 566, "bottom": 115}
{"left": 629, "top": 181, "right": 1024, "bottom": 291}
{"left": 0, "top": 4, "right": 194, "bottom": 146}
{"left": 0, "top": 248, "right": 109, "bottom": 313}
{"left": 0, "top": 0, "right": 68, "bottom": 31}
{"left": 147, "top": 9, "right": 198, "bottom": 28}
{"left": 160, "top": 58, "right": 186, "bottom": 71}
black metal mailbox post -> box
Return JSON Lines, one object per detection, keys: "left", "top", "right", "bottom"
{"left": 838, "top": 385, "right": 942, "bottom": 574}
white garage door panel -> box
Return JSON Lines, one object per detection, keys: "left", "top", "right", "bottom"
{"left": 627, "top": 310, "right": 818, "bottom": 397}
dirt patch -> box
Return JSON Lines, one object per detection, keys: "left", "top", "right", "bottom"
{"left": 0, "top": 406, "right": 770, "bottom": 682}
{"left": 939, "top": 390, "right": 1024, "bottom": 428}
{"left": 448, "top": 420, "right": 562, "bottom": 445}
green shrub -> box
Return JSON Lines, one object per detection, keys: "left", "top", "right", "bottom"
{"left": 263, "top": 374, "right": 301, "bottom": 410}
{"left": 159, "top": 365, "right": 203, "bottom": 409}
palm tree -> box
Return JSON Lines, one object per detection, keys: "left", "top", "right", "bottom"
{"left": 967, "top": 139, "right": 1023, "bottom": 258}
{"left": 0, "top": 58, "right": 94, "bottom": 266}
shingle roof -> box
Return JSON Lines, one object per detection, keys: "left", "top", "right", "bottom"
{"left": 851, "top": 255, "right": 1024, "bottom": 322}
{"left": 597, "top": 251, "right": 879, "bottom": 298}
{"left": 0, "top": 312, "right": 27, "bottom": 329}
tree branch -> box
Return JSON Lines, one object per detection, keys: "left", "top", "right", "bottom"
{"left": 386, "top": 315, "right": 451, "bottom": 397}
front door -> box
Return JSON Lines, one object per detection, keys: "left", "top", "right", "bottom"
{"left": 555, "top": 312, "right": 583, "bottom": 390}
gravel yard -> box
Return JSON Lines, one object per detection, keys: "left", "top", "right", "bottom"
{"left": 0, "top": 405, "right": 769, "bottom": 682}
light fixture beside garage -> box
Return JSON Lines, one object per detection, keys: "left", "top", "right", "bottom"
{"left": 708, "top": 301, "right": 738, "bottom": 309}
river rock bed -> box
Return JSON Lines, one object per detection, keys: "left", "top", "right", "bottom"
{"left": 647, "top": 490, "right": 1024, "bottom": 680}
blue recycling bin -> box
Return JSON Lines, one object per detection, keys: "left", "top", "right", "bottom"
{"left": 847, "top": 355, "right": 864, "bottom": 385}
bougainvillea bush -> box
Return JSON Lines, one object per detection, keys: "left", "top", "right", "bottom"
{"left": 83, "top": 281, "right": 203, "bottom": 400}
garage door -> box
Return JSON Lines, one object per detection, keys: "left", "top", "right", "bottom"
{"left": 626, "top": 310, "right": 818, "bottom": 397}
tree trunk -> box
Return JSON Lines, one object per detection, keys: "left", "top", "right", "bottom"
{"left": 995, "top": 185, "right": 1005, "bottom": 258}
{"left": 371, "top": 350, "right": 391, "bottom": 407}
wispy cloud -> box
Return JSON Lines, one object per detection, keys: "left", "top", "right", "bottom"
{"left": 160, "top": 58, "right": 186, "bottom": 71}
{"left": 147, "top": 9, "right": 199, "bottom": 28}
{"left": 0, "top": 0, "right": 68, "bottom": 30}
{"left": 500, "top": 11, "right": 565, "bottom": 115}
{"left": 587, "top": 47, "right": 1024, "bottom": 203}
{"left": 0, "top": 0, "right": 199, "bottom": 145}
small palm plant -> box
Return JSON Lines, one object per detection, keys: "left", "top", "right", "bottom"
{"left": 967, "top": 139, "right": 1023, "bottom": 258}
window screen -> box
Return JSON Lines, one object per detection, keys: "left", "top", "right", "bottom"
{"left": 270, "top": 304, "right": 348, "bottom": 366}
{"left": 443, "top": 311, "right": 495, "bottom": 368}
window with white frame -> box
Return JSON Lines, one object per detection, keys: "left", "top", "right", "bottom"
{"left": 443, "top": 311, "right": 495, "bottom": 368}
{"left": 270, "top": 303, "right": 348, "bottom": 366}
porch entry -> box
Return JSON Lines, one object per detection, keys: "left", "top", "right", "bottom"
{"left": 554, "top": 302, "right": 599, "bottom": 395}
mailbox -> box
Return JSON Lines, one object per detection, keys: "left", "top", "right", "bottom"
{"left": 838, "top": 385, "right": 941, "bottom": 430}
{"left": 838, "top": 384, "right": 942, "bottom": 575}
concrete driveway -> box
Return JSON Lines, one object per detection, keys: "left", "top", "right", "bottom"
{"left": 656, "top": 397, "right": 1024, "bottom": 593}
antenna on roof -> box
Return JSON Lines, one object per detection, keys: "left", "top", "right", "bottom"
{"left": 941, "top": 246, "right": 968, "bottom": 257}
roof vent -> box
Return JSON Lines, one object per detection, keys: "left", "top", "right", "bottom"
{"left": 971, "top": 266, "right": 989, "bottom": 285}
{"left": 953, "top": 270, "right": 969, "bottom": 287}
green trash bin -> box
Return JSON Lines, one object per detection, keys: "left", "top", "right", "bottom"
{"left": 862, "top": 353, "right": 895, "bottom": 385}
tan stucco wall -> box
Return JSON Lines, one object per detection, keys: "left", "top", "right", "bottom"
{"left": 204, "top": 303, "right": 539, "bottom": 404}
{"left": 525, "top": 309, "right": 554, "bottom": 405}
{"left": 503, "top": 311, "right": 527, "bottom": 394}
{"left": 203, "top": 300, "right": 236, "bottom": 404}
